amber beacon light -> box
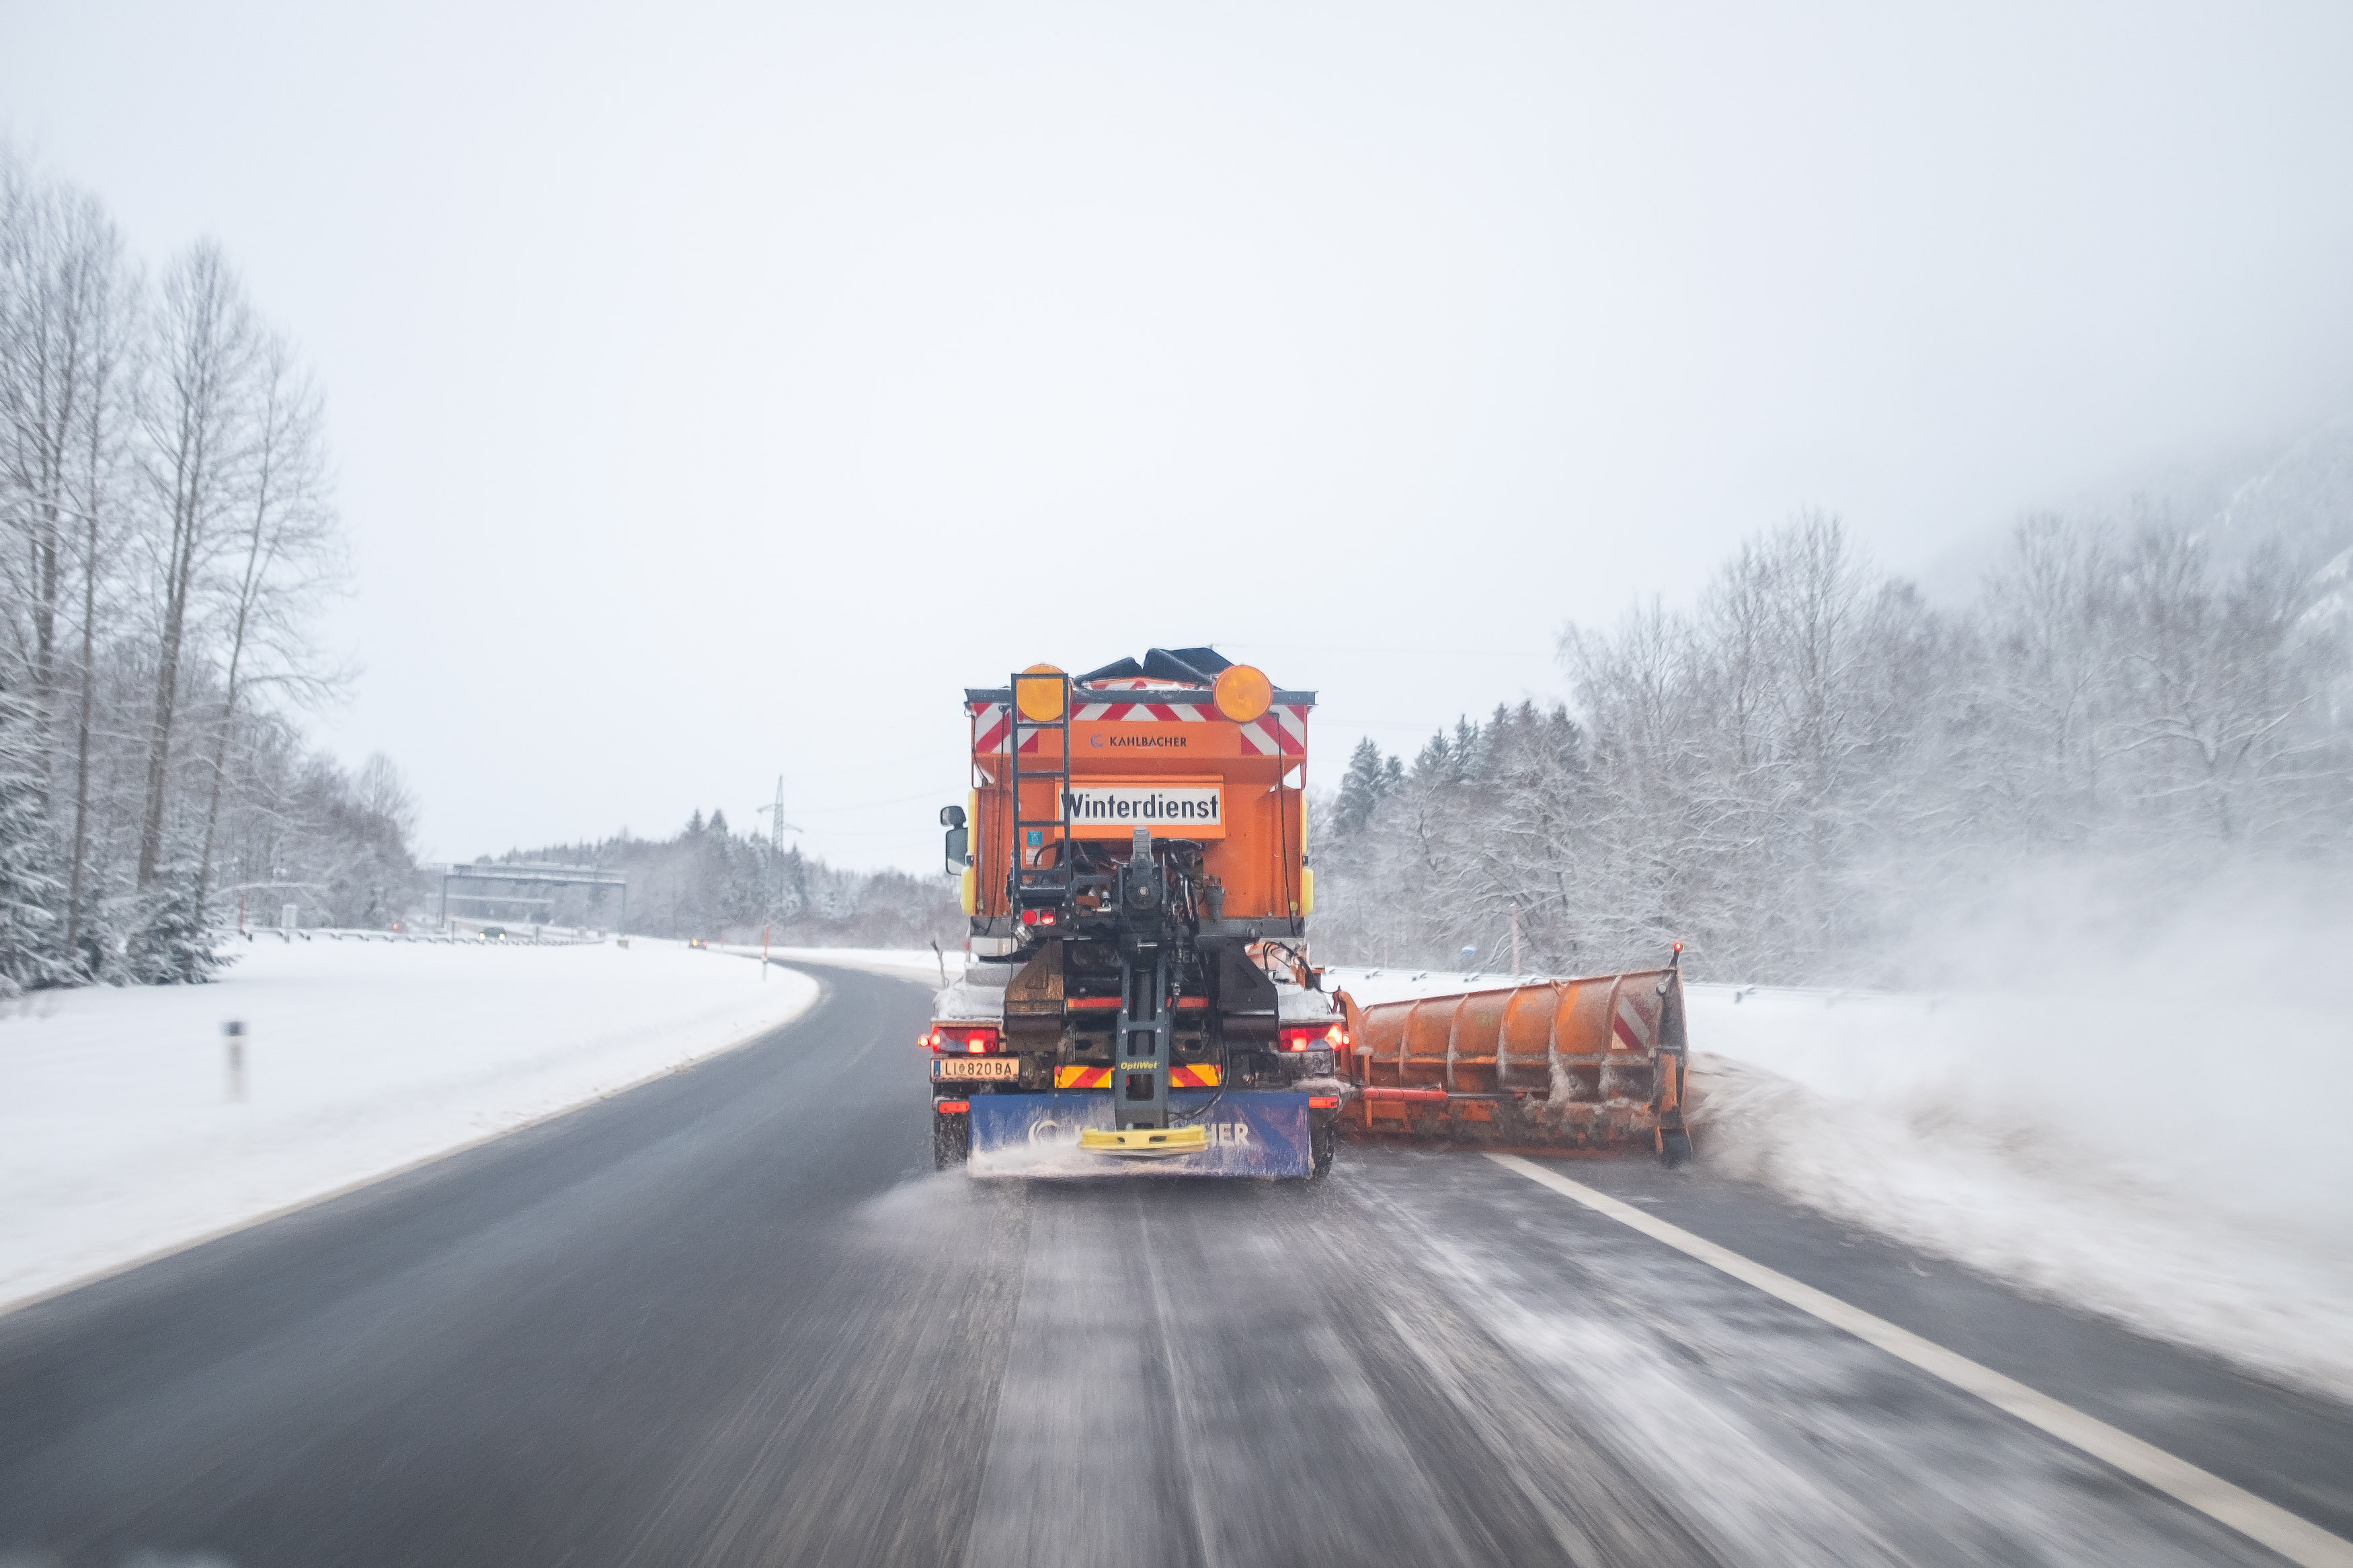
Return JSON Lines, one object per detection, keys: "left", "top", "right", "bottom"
{"left": 1014, "top": 663, "right": 1067, "bottom": 723}
{"left": 1212, "top": 663, "right": 1273, "bottom": 723}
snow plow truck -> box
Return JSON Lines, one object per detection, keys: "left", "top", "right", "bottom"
{"left": 928, "top": 649, "right": 1691, "bottom": 1179}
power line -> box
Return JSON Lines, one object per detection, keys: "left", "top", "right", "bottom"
{"left": 787, "top": 788, "right": 961, "bottom": 815}
{"left": 1214, "top": 642, "right": 1553, "bottom": 658}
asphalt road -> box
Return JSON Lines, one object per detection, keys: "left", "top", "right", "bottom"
{"left": 2, "top": 961, "right": 2346, "bottom": 1567}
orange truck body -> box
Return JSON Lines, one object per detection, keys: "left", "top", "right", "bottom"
{"left": 926, "top": 650, "right": 1343, "bottom": 1178}
{"left": 959, "top": 674, "right": 1314, "bottom": 937}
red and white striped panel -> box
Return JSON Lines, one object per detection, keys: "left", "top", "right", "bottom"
{"left": 973, "top": 697, "right": 1308, "bottom": 755}
{"left": 1072, "top": 700, "right": 1209, "bottom": 723}
{"left": 1609, "top": 987, "right": 1659, "bottom": 1054}
{"left": 1236, "top": 704, "right": 1310, "bottom": 757}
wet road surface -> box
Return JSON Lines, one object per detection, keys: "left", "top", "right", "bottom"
{"left": 1, "top": 961, "right": 2346, "bottom": 1567}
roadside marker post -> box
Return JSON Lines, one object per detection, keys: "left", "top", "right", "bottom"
{"left": 223, "top": 1022, "right": 247, "bottom": 1103}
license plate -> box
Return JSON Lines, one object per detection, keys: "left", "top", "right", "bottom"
{"left": 932, "top": 1057, "right": 1021, "bottom": 1081}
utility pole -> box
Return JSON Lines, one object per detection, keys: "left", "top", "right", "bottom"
{"left": 756, "top": 775, "right": 799, "bottom": 920}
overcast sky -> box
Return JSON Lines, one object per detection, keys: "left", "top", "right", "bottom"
{"left": 5, "top": 0, "right": 2352, "bottom": 872}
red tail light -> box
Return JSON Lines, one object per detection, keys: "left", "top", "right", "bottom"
{"left": 925, "top": 1025, "right": 1000, "bottom": 1054}
{"left": 1277, "top": 1023, "right": 1350, "bottom": 1052}
{"left": 1020, "top": 908, "right": 1058, "bottom": 926}
{"left": 1308, "top": 1096, "right": 1340, "bottom": 1110}
{"left": 935, "top": 1099, "right": 969, "bottom": 1114}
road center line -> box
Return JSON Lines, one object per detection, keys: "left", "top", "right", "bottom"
{"left": 1486, "top": 1153, "right": 2353, "bottom": 1568}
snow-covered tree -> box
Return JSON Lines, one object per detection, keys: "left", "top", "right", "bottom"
{"left": 121, "top": 859, "right": 229, "bottom": 984}
{"left": 1331, "top": 737, "right": 1399, "bottom": 839}
{"left": 3, "top": 149, "right": 410, "bottom": 983}
{"left": 0, "top": 682, "right": 63, "bottom": 993}
{"left": 1314, "top": 507, "right": 2352, "bottom": 987}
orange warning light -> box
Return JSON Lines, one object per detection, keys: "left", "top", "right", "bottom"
{"left": 1015, "top": 663, "right": 1067, "bottom": 723}
{"left": 1212, "top": 663, "right": 1272, "bottom": 723}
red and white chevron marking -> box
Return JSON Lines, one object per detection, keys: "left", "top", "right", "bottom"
{"left": 968, "top": 698, "right": 1308, "bottom": 756}
{"left": 1239, "top": 704, "right": 1310, "bottom": 757}
{"left": 1072, "top": 700, "right": 1209, "bottom": 723}
{"left": 1609, "top": 987, "right": 1659, "bottom": 1053}
{"left": 969, "top": 703, "right": 1064, "bottom": 755}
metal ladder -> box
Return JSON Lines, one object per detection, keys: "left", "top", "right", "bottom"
{"left": 1008, "top": 669, "right": 1073, "bottom": 913}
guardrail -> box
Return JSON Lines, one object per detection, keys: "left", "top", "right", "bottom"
{"left": 212, "top": 926, "right": 609, "bottom": 948}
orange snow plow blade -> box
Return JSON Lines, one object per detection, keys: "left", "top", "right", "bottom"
{"left": 1333, "top": 956, "right": 1692, "bottom": 1164}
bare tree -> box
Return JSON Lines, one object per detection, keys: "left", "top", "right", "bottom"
{"left": 1, "top": 153, "right": 140, "bottom": 969}
{"left": 0, "top": 158, "right": 414, "bottom": 981}
{"left": 2107, "top": 528, "right": 2336, "bottom": 843}
{"left": 0, "top": 155, "right": 70, "bottom": 722}
{"left": 192, "top": 337, "right": 344, "bottom": 919}
{"left": 1972, "top": 514, "right": 2118, "bottom": 841}
{"left": 355, "top": 752, "right": 416, "bottom": 840}
{"left": 134, "top": 242, "right": 260, "bottom": 889}
{"left": 59, "top": 251, "right": 135, "bottom": 963}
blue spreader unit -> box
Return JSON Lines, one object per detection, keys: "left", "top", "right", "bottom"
{"left": 965, "top": 1090, "right": 1314, "bottom": 1178}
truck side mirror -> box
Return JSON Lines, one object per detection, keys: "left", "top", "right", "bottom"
{"left": 944, "top": 825, "right": 969, "bottom": 872}
{"left": 939, "top": 804, "right": 967, "bottom": 829}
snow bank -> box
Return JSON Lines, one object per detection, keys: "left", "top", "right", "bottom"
{"left": 1322, "top": 964, "right": 1545, "bottom": 1005}
{"left": 0, "top": 936, "right": 817, "bottom": 1312}
{"left": 744, "top": 946, "right": 953, "bottom": 981}
{"left": 781, "top": 946, "right": 952, "bottom": 977}
{"left": 1325, "top": 958, "right": 2353, "bottom": 1399}
{"left": 1684, "top": 984, "right": 2353, "bottom": 1399}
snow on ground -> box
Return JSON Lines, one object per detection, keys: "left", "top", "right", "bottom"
{"left": 1326, "top": 962, "right": 2353, "bottom": 1400}
{"left": 0, "top": 936, "right": 816, "bottom": 1313}
{"left": 774, "top": 946, "right": 2353, "bottom": 1394}
{"left": 758, "top": 946, "right": 954, "bottom": 981}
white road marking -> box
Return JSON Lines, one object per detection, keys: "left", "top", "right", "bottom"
{"left": 1487, "top": 1153, "right": 2353, "bottom": 1568}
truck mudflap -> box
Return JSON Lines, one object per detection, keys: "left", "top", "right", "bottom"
{"left": 966, "top": 1090, "right": 1314, "bottom": 1178}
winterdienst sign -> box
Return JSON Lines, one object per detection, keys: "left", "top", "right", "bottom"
{"left": 1058, "top": 782, "right": 1226, "bottom": 838}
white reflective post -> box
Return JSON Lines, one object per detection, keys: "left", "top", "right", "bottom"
{"left": 223, "top": 1021, "right": 247, "bottom": 1102}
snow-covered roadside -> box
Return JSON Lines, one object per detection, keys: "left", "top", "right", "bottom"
{"left": 1683, "top": 985, "right": 2353, "bottom": 1401}
{"left": 0, "top": 938, "right": 817, "bottom": 1313}
{"left": 760, "top": 946, "right": 952, "bottom": 981}
{"left": 1324, "top": 964, "right": 2353, "bottom": 1400}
